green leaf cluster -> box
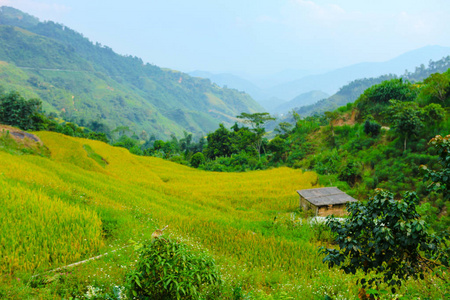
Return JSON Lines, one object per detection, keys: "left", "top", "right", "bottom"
{"left": 320, "top": 189, "right": 449, "bottom": 290}
{"left": 126, "top": 237, "right": 222, "bottom": 299}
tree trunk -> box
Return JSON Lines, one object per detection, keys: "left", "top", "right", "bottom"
{"left": 404, "top": 135, "right": 407, "bottom": 152}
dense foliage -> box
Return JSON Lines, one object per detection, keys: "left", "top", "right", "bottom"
{"left": 0, "top": 91, "right": 42, "bottom": 130}
{"left": 0, "top": 91, "right": 109, "bottom": 143}
{"left": 422, "top": 134, "right": 450, "bottom": 199}
{"left": 321, "top": 189, "right": 449, "bottom": 294}
{"left": 127, "top": 237, "right": 221, "bottom": 299}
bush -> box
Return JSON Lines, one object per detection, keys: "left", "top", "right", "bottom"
{"left": 190, "top": 152, "right": 205, "bottom": 168}
{"left": 363, "top": 119, "right": 381, "bottom": 136}
{"left": 321, "top": 189, "right": 449, "bottom": 293}
{"left": 126, "top": 237, "right": 222, "bottom": 299}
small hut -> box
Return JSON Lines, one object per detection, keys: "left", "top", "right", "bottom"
{"left": 297, "top": 187, "right": 357, "bottom": 217}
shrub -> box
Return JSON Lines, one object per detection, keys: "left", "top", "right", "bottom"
{"left": 338, "top": 161, "right": 361, "bottom": 187}
{"left": 320, "top": 189, "right": 449, "bottom": 294}
{"left": 363, "top": 119, "right": 381, "bottom": 136}
{"left": 126, "top": 237, "right": 222, "bottom": 299}
{"left": 190, "top": 152, "right": 205, "bottom": 168}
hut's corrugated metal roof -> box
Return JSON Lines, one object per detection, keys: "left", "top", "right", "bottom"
{"left": 296, "top": 187, "right": 357, "bottom": 206}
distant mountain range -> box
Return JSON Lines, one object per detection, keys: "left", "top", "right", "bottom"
{"left": 0, "top": 6, "right": 264, "bottom": 138}
{"left": 293, "top": 54, "right": 450, "bottom": 118}
{"left": 273, "top": 90, "right": 329, "bottom": 115}
{"left": 191, "top": 45, "right": 450, "bottom": 113}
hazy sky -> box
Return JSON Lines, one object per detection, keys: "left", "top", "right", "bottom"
{"left": 1, "top": 0, "right": 450, "bottom": 75}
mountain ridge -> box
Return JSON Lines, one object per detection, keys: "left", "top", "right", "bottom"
{"left": 0, "top": 6, "right": 264, "bottom": 138}
{"left": 190, "top": 45, "right": 450, "bottom": 112}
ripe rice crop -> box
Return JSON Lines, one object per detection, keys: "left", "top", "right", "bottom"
{"left": 0, "top": 131, "right": 447, "bottom": 299}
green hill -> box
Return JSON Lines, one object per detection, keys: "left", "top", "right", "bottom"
{"left": 0, "top": 6, "right": 264, "bottom": 138}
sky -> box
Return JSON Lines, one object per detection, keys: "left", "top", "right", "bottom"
{"left": 1, "top": 0, "right": 450, "bottom": 75}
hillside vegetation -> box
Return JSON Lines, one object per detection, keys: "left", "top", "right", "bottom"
{"left": 1, "top": 130, "right": 447, "bottom": 298}
{"left": 0, "top": 6, "right": 263, "bottom": 139}
{"left": 140, "top": 69, "right": 450, "bottom": 236}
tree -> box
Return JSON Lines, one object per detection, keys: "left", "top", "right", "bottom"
{"left": 356, "top": 78, "right": 417, "bottom": 119}
{"left": 364, "top": 78, "right": 416, "bottom": 104}
{"left": 236, "top": 112, "right": 275, "bottom": 160}
{"left": 324, "top": 111, "right": 339, "bottom": 138}
{"left": 204, "top": 124, "right": 234, "bottom": 159}
{"left": 274, "top": 122, "right": 293, "bottom": 138}
{"left": 0, "top": 91, "right": 42, "bottom": 130}
{"left": 111, "top": 125, "right": 131, "bottom": 141}
{"left": 363, "top": 118, "right": 381, "bottom": 136}
{"left": 422, "top": 103, "right": 445, "bottom": 127}
{"left": 423, "top": 72, "right": 450, "bottom": 103}
{"left": 389, "top": 100, "right": 423, "bottom": 152}
{"left": 421, "top": 134, "right": 450, "bottom": 200}
{"left": 190, "top": 152, "right": 205, "bottom": 168}
{"left": 320, "top": 189, "right": 449, "bottom": 295}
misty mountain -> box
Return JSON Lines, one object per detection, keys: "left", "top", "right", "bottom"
{"left": 273, "top": 90, "right": 329, "bottom": 114}
{"left": 191, "top": 45, "right": 450, "bottom": 113}
{"left": 0, "top": 6, "right": 264, "bottom": 138}
{"left": 293, "top": 54, "right": 450, "bottom": 117}
{"left": 189, "top": 70, "right": 265, "bottom": 101}
{"left": 268, "top": 45, "right": 450, "bottom": 101}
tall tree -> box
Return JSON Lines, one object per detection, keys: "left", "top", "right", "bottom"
{"left": 204, "top": 124, "right": 234, "bottom": 159}
{"left": 421, "top": 134, "right": 450, "bottom": 201}
{"left": 389, "top": 100, "right": 423, "bottom": 152}
{"left": 236, "top": 112, "right": 275, "bottom": 160}
{"left": 423, "top": 72, "right": 450, "bottom": 103}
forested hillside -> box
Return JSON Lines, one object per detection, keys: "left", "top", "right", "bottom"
{"left": 0, "top": 6, "right": 263, "bottom": 139}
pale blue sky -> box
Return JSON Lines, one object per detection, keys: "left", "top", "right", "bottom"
{"left": 1, "top": 0, "right": 450, "bottom": 75}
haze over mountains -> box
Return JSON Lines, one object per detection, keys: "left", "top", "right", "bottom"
{"left": 190, "top": 45, "right": 450, "bottom": 114}
{"left": 1, "top": 6, "right": 449, "bottom": 139}
{"left": 0, "top": 6, "right": 263, "bottom": 138}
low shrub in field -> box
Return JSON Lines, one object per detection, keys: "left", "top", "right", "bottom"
{"left": 126, "top": 237, "right": 222, "bottom": 299}
{"left": 190, "top": 152, "right": 205, "bottom": 168}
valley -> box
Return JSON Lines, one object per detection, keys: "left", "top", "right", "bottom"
{"left": 0, "top": 4, "right": 449, "bottom": 300}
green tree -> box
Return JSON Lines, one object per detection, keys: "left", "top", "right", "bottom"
{"left": 190, "top": 152, "right": 205, "bottom": 168}
{"left": 422, "top": 103, "right": 445, "bottom": 127}
{"left": 111, "top": 125, "right": 131, "bottom": 141}
{"left": 274, "top": 121, "right": 293, "bottom": 137}
{"left": 324, "top": 111, "right": 339, "bottom": 138}
{"left": 389, "top": 101, "right": 423, "bottom": 152}
{"left": 0, "top": 91, "right": 42, "bottom": 130}
{"left": 421, "top": 134, "right": 450, "bottom": 200}
{"left": 363, "top": 119, "right": 381, "bottom": 136}
{"left": 204, "top": 124, "right": 234, "bottom": 159}
{"left": 422, "top": 72, "right": 450, "bottom": 103}
{"left": 113, "top": 135, "right": 140, "bottom": 151}
{"left": 267, "top": 136, "right": 287, "bottom": 163}
{"left": 320, "top": 189, "right": 449, "bottom": 295}
{"left": 356, "top": 78, "right": 417, "bottom": 119}
{"left": 236, "top": 112, "right": 275, "bottom": 160}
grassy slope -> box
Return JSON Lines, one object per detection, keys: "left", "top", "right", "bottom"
{"left": 0, "top": 131, "right": 447, "bottom": 299}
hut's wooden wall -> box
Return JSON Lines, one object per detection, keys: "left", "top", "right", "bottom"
{"left": 300, "top": 197, "right": 316, "bottom": 211}
{"left": 317, "top": 204, "right": 346, "bottom": 217}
